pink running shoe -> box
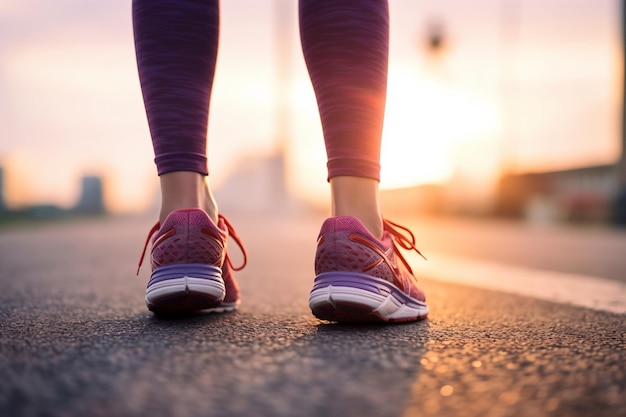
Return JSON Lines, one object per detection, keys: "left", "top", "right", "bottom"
{"left": 310, "top": 216, "right": 428, "bottom": 323}
{"left": 137, "top": 209, "right": 246, "bottom": 314}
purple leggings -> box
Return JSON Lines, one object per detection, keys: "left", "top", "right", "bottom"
{"left": 133, "top": 0, "right": 388, "bottom": 181}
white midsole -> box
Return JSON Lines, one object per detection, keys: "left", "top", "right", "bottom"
{"left": 146, "top": 276, "right": 225, "bottom": 303}
{"left": 309, "top": 285, "right": 428, "bottom": 320}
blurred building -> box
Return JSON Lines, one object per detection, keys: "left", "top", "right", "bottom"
{"left": 495, "top": 0, "right": 626, "bottom": 225}
{"left": 495, "top": 164, "right": 619, "bottom": 223}
{"left": 0, "top": 171, "right": 107, "bottom": 222}
{"left": 73, "top": 175, "right": 106, "bottom": 214}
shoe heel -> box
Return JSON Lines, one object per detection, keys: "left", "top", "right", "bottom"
{"left": 309, "top": 272, "right": 428, "bottom": 323}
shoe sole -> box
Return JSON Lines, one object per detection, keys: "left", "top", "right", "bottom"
{"left": 309, "top": 272, "right": 428, "bottom": 323}
{"left": 146, "top": 264, "right": 226, "bottom": 314}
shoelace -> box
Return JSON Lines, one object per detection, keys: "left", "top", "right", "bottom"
{"left": 220, "top": 214, "right": 248, "bottom": 271}
{"left": 136, "top": 214, "right": 247, "bottom": 275}
{"left": 383, "top": 218, "right": 427, "bottom": 275}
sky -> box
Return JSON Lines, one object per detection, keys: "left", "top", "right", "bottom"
{"left": 0, "top": 0, "right": 621, "bottom": 212}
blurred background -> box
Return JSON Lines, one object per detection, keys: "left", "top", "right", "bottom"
{"left": 0, "top": 0, "right": 624, "bottom": 225}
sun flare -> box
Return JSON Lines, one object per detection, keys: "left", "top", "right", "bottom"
{"left": 380, "top": 69, "right": 498, "bottom": 189}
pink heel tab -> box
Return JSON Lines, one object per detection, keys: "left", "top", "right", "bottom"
{"left": 319, "top": 216, "right": 378, "bottom": 241}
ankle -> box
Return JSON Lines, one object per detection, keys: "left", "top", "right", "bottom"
{"left": 159, "top": 171, "right": 218, "bottom": 224}
{"left": 330, "top": 176, "right": 383, "bottom": 239}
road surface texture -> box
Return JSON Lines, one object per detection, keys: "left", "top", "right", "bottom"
{"left": 0, "top": 213, "right": 624, "bottom": 417}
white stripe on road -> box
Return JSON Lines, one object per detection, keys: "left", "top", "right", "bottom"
{"left": 408, "top": 251, "right": 626, "bottom": 315}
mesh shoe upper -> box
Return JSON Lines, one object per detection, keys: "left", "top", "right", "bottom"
{"left": 150, "top": 209, "right": 226, "bottom": 269}
{"left": 138, "top": 209, "right": 246, "bottom": 305}
{"left": 315, "top": 216, "right": 426, "bottom": 302}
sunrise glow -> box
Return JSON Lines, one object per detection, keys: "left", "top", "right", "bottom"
{"left": 380, "top": 69, "right": 499, "bottom": 189}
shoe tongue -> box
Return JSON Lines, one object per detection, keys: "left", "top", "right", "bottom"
{"left": 320, "top": 216, "right": 379, "bottom": 241}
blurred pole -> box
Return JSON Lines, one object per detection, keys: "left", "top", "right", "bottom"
{"left": 613, "top": 0, "right": 626, "bottom": 225}
{"left": 270, "top": 0, "right": 293, "bottom": 200}
{"left": 498, "top": 0, "right": 520, "bottom": 176}
{"left": 621, "top": 0, "right": 626, "bottom": 185}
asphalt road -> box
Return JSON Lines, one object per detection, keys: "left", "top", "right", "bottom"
{"left": 0, "top": 214, "right": 624, "bottom": 417}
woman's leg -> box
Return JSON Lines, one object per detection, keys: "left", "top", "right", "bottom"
{"left": 299, "top": 0, "right": 389, "bottom": 238}
{"left": 132, "top": 0, "right": 219, "bottom": 224}
{"left": 133, "top": 0, "right": 247, "bottom": 314}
